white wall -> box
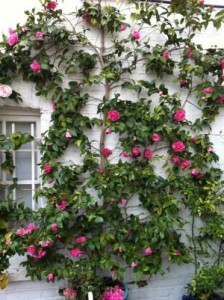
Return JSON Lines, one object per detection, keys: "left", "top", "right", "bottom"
{"left": 0, "top": 1, "right": 224, "bottom": 300}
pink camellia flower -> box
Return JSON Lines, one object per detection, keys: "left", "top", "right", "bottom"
{"left": 16, "top": 228, "right": 27, "bottom": 236}
{"left": 162, "top": 51, "right": 170, "bottom": 59}
{"left": 191, "top": 168, "right": 199, "bottom": 176}
{"left": 174, "top": 109, "right": 186, "bottom": 122}
{"left": 39, "top": 240, "right": 53, "bottom": 248}
{"left": 118, "top": 247, "right": 123, "bottom": 253}
{"left": 186, "top": 48, "right": 194, "bottom": 58}
{"left": 30, "top": 60, "right": 41, "bottom": 73}
{"left": 65, "top": 131, "right": 72, "bottom": 138}
{"left": 180, "top": 159, "right": 190, "bottom": 169}
{"left": 131, "top": 262, "right": 138, "bottom": 267}
{"left": 159, "top": 91, "right": 163, "bottom": 96}
{"left": 144, "top": 247, "right": 153, "bottom": 255}
{"left": 171, "top": 156, "right": 181, "bottom": 164}
{"left": 132, "top": 147, "right": 141, "bottom": 157}
{"left": 70, "top": 248, "right": 84, "bottom": 257}
{"left": 180, "top": 79, "right": 187, "bottom": 86}
{"left": 110, "top": 198, "right": 115, "bottom": 203}
{"left": 216, "top": 95, "right": 224, "bottom": 103}
{"left": 221, "top": 59, "right": 224, "bottom": 69}
{"left": 172, "top": 141, "right": 185, "bottom": 153}
{"left": 151, "top": 133, "right": 161, "bottom": 142}
{"left": 144, "top": 148, "right": 153, "bottom": 160}
{"left": 35, "top": 32, "right": 44, "bottom": 38}
{"left": 5, "top": 239, "right": 12, "bottom": 245}
{"left": 222, "top": 75, "right": 224, "bottom": 81}
{"left": 27, "top": 244, "right": 36, "bottom": 254}
{"left": 105, "top": 128, "right": 112, "bottom": 134}
{"left": 107, "top": 110, "right": 120, "bottom": 122}
{"left": 51, "top": 223, "right": 58, "bottom": 231}
{"left": 45, "top": 1, "right": 58, "bottom": 10}
{"left": 63, "top": 288, "right": 76, "bottom": 299}
{"left": 76, "top": 236, "right": 87, "bottom": 244}
{"left": 33, "top": 249, "right": 47, "bottom": 259}
{"left": 47, "top": 273, "right": 54, "bottom": 282}
{"left": 203, "top": 87, "right": 213, "bottom": 94}
{"left": 8, "top": 32, "right": 19, "bottom": 46}
{"left": 56, "top": 199, "right": 67, "bottom": 211}
{"left": 190, "top": 137, "right": 196, "bottom": 143}
{"left": 0, "top": 85, "right": 13, "bottom": 98}
{"left": 51, "top": 223, "right": 58, "bottom": 232}
{"left": 199, "top": 0, "right": 204, "bottom": 4}
{"left": 26, "top": 223, "right": 39, "bottom": 234}
{"left": 176, "top": 250, "right": 181, "bottom": 256}
{"left": 120, "top": 198, "right": 127, "bottom": 205}
{"left": 52, "top": 101, "right": 57, "bottom": 110}
{"left": 102, "top": 148, "right": 112, "bottom": 157}
{"left": 132, "top": 31, "right": 140, "bottom": 40}
{"left": 44, "top": 164, "right": 52, "bottom": 174}
{"left": 121, "top": 151, "right": 129, "bottom": 158}
{"left": 207, "top": 146, "right": 214, "bottom": 153}
{"left": 120, "top": 24, "right": 127, "bottom": 31}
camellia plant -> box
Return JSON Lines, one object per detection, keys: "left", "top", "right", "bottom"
{"left": 0, "top": 0, "right": 224, "bottom": 299}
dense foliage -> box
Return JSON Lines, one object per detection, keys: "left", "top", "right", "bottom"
{"left": 0, "top": 0, "right": 224, "bottom": 299}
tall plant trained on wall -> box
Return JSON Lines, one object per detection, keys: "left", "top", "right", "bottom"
{"left": 0, "top": 0, "right": 224, "bottom": 299}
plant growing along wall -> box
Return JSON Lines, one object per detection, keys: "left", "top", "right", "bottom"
{"left": 0, "top": 0, "right": 224, "bottom": 298}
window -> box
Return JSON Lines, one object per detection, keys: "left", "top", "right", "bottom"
{"left": 0, "top": 108, "right": 41, "bottom": 210}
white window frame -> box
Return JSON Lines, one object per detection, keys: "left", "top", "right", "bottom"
{"left": 0, "top": 108, "right": 41, "bottom": 210}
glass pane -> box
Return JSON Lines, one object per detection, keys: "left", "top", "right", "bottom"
{"left": 0, "top": 186, "right": 6, "bottom": 202}
{"left": 0, "top": 122, "right": 2, "bottom": 134}
{"left": 14, "top": 152, "right": 32, "bottom": 180}
{"left": 6, "top": 122, "right": 36, "bottom": 150}
{"left": 16, "top": 185, "right": 32, "bottom": 209}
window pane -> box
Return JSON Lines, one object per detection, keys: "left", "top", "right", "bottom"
{"left": 0, "top": 152, "right": 2, "bottom": 180}
{"left": 0, "top": 122, "right": 2, "bottom": 134}
{"left": 16, "top": 185, "right": 33, "bottom": 209}
{"left": 14, "top": 152, "right": 32, "bottom": 180}
{"left": 0, "top": 186, "right": 6, "bottom": 202}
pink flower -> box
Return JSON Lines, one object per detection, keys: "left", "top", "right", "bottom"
{"left": 76, "top": 236, "right": 87, "bottom": 244}
{"left": 216, "top": 95, "right": 224, "bottom": 103}
{"left": 186, "top": 48, "right": 194, "bottom": 58}
{"left": 35, "top": 32, "right": 44, "bottom": 38}
{"left": 120, "top": 198, "right": 127, "bottom": 205}
{"left": 132, "top": 31, "right": 140, "bottom": 40}
{"left": 51, "top": 223, "right": 58, "bottom": 231}
{"left": 33, "top": 249, "right": 47, "bottom": 259}
{"left": 151, "top": 133, "right": 161, "bottom": 142}
{"left": 0, "top": 85, "right": 13, "bottom": 98}
{"left": 110, "top": 198, "right": 115, "bottom": 203}
{"left": 120, "top": 24, "right": 127, "bottom": 31}
{"left": 63, "top": 288, "right": 76, "bottom": 299}
{"left": 16, "top": 228, "right": 27, "bottom": 236}
{"left": 105, "top": 128, "right": 112, "bottom": 134}
{"left": 52, "top": 101, "right": 57, "bottom": 110}
{"left": 5, "top": 239, "right": 12, "bottom": 245}
{"left": 44, "top": 164, "right": 52, "bottom": 174}
{"left": 180, "top": 159, "right": 190, "bottom": 169}
{"left": 8, "top": 32, "right": 19, "bottom": 46}
{"left": 131, "top": 262, "right": 138, "bottom": 267}
{"left": 180, "top": 79, "right": 187, "bottom": 86}
{"left": 131, "top": 147, "right": 140, "bottom": 157}
{"left": 144, "top": 149, "right": 153, "bottom": 160}
{"left": 65, "top": 131, "right": 72, "bottom": 138}
{"left": 172, "top": 141, "right": 185, "bottom": 153}
{"left": 159, "top": 91, "right": 163, "bottom": 96}
{"left": 203, "top": 87, "right": 213, "bottom": 94}
{"left": 174, "top": 109, "right": 186, "bottom": 122}
{"left": 56, "top": 199, "right": 67, "bottom": 211}
{"left": 144, "top": 247, "right": 153, "bottom": 255}
{"left": 45, "top": 1, "right": 58, "bottom": 10}
{"left": 199, "top": 0, "right": 204, "bottom": 4}
{"left": 121, "top": 151, "right": 129, "bottom": 158}
{"left": 27, "top": 245, "right": 36, "bottom": 254}
{"left": 39, "top": 240, "right": 53, "bottom": 247}
{"left": 47, "top": 273, "right": 54, "bottom": 282}
{"left": 191, "top": 168, "right": 199, "bottom": 176}
{"left": 108, "top": 110, "right": 120, "bottom": 122}
{"left": 207, "top": 147, "right": 214, "bottom": 153}
{"left": 30, "top": 60, "right": 41, "bottom": 73}
{"left": 171, "top": 156, "right": 181, "bottom": 164}
{"left": 162, "top": 51, "right": 170, "bottom": 59}
{"left": 26, "top": 223, "right": 39, "bottom": 234}
{"left": 118, "top": 247, "right": 123, "bottom": 253}
{"left": 70, "top": 248, "right": 84, "bottom": 257}
{"left": 176, "top": 250, "right": 181, "bottom": 256}
{"left": 102, "top": 148, "right": 112, "bottom": 157}
{"left": 221, "top": 59, "right": 224, "bottom": 69}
